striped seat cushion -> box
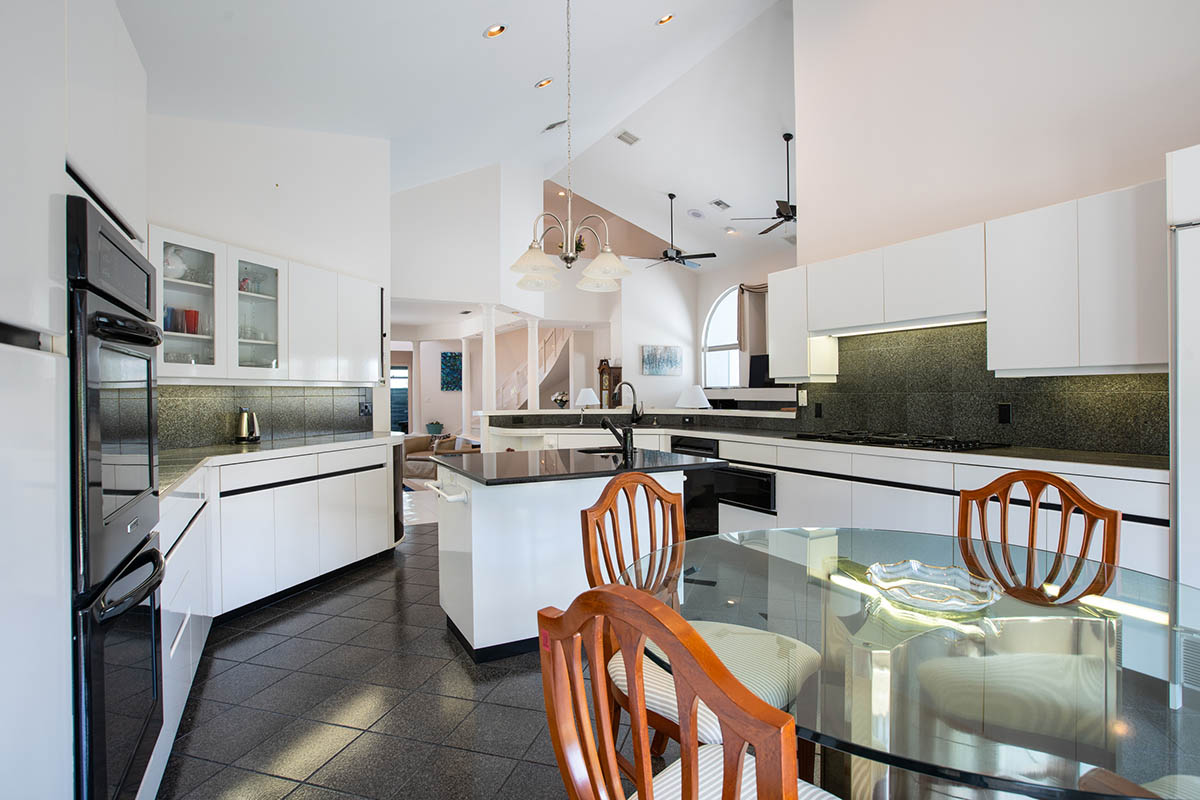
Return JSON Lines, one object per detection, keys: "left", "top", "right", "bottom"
{"left": 608, "top": 621, "right": 821, "bottom": 745}
{"left": 630, "top": 743, "right": 836, "bottom": 800}
{"left": 1144, "top": 775, "right": 1200, "bottom": 799}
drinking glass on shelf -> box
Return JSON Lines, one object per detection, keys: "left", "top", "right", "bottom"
{"left": 184, "top": 309, "right": 200, "bottom": 335}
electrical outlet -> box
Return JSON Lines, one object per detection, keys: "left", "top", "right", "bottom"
{"left": 796, "top": 389, "right": 808, "bottom": 407}
{"left": 681, "top": 415, "right": 695, "bottom": 426}
{"left": 359, "top": 401, "right": 373, "bottom": 417}
{"left": 814, "top": 402, "right": 823, "bottom": 419}
{"left": 998, "top": 403, "right": 1013, "bottom": 424}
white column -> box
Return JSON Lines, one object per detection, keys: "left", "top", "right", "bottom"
{"left": 526, "top": 317, "right": 540, "bottom": 411}
{"left": 410, "top": 341, "right": 422, "bottom": 433}
{"left": 482, "top": 304, "right": 497, "bottom": 412}
{"left": 567, "top": 332, "right": 577, "bottom": 408}
{"left": 460, "top": 337, "right": 472, "bottom": 435}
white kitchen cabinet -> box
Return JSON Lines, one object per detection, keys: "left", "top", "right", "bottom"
{"left": 766, "top": 266, "right": 838, "bottom": 382}
{"left": 319, "top": 474, "right": 359, "bottom": 572}
{"left": 65, "top": 0, "right": 147, "bottom": 240}
{"left": 227, "top": 247, "right": 289, "bottom": 380}
{"left": 883, "top": 223, "right": 985, "bottom": 324}
{"left": 1077, "top": 180, "right": 1168, "bottom": 369}
{"left": 275, "top": 483, "right": 319, "bottom": 590}
{"left": 776, "top": 471, "right": 852, "bottom": 529}
{"left": 338, "top": 274, "right": 383, "bottom": 383}
{"left": 355, "top": 468, "right": 392, "bottom": 557}
{"left": 0, "top": 1, "right": 67, "bottom": 336}
{"left": 851, "top": 454, "right": 955, "bottom": 535}
{"left": 289, "top": 262, "right": 340, "bottom": 381}
{"left": 1168, "top": 143, "right": 1200, "bottom": 225}
{"left": 807, "top": 249, "right": 885, "bottom": 333}
{"left": 718, "top": 503, "right": 777, "bottom": 535}
{"left": 219, "top": 492, "right": 276, "bottom": 611}
{"left": 151, "top": 226, "right": 229, "bottom": 379}
{"left": 985, "top": 200, "right": 1079, "bottom": 373}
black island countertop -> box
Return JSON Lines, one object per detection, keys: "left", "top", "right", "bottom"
{"left": 430, "top": 447, "right": 726, "bottom": 486}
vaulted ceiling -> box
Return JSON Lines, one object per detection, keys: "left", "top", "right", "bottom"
{"left": 117, "top": 0, "right": 777, "bottom": 191}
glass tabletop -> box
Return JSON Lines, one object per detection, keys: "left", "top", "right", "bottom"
{"left": 616, "top": 528, "right": 1200, "bottom": 799}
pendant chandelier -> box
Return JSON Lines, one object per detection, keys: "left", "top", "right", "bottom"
{"left": 510, "top": 0, "right": 629, "bottom": 293}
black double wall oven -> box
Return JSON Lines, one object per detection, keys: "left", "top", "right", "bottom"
{"left": 67, "top": 196, "right": 165, "bottom": 800}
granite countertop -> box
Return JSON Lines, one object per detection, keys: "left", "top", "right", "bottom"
{"left": 159, "top": 431, "right": 401, "bottom": 496}
{"left": 431, "top": 448, "right": 726, "bottom": 486}
{"left": 486, "top": 419, "right": 1169, "bottom": 475}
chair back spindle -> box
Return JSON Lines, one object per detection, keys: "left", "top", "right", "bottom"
{"left": 957, "top": 469, "right": 1121, "bottom": 605}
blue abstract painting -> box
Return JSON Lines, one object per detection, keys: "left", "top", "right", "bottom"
{"left": 641, "top": 345, "right": 682, "bottom": 376}
{"left": 440, "top": 351, "right": 462, "bottom": 391}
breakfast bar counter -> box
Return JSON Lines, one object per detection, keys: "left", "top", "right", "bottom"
{"left": 430, "top": 448, "right": 725, "bottom": 659}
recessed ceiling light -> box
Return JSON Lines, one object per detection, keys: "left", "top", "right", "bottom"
{"left": 459, "top": 310, "right": 472, "bottom": 315}
{"left": 656, "top": 14, "right": 674, "bottom": 26}
{"left": 557, "top": 190, "right": 565, "bottom": 196}
{"left": 724, "top": 226, "right": 737, "bottom": 235}
{"left": 687, "top": 208, "right": 703, "bottom": 219}
{"left": 534, "top": 77, "right": 553, "bottom": 89}
{"left": 483, "top": 24, "right": 506, "bottom": 38}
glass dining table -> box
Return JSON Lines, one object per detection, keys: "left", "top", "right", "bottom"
{"left": 615, "top": 527, "right": 1200, "bottom": 799}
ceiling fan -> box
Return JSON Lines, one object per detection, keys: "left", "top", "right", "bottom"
{"left": 641, "top": 193, "right": 717, "bottom": 270}
{"left": 731, "top": 132, "right": 796, "bottom": 235}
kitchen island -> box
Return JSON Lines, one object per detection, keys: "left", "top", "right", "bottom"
{"left": 430, "top": 447, "right": 725, "bottom": 660}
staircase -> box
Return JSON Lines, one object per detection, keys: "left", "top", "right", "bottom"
{"left": 497, "top": 327, "right": 570, "bottom": 410}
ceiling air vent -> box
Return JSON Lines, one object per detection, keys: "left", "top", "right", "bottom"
{"left": 709, "top": 199, "right": 731, "bottom": 211}
{"left": 542, "top": 119, "right": 567, "bottom": 133}
{"left": 615, "top": 130, "right": 640, "bottom": 146}
{"left": 783, "top": 234, "right": 797, "bottom": 245}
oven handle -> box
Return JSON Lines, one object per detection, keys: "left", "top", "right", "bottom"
{"left": 96, "top": 548, "right": 165, "bottom": 623}
{"left": 91, "top": 311, "right": 163, "bottom": 348}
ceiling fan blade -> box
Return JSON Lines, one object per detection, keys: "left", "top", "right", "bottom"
{"left": 678, "top": 253, "right": 716, "bottom": 260}
{"left": 681, "top": 260, "right": 703, "bottom": 270}
{"left": 758, "top": 219, "right": 786, "bottom": 235}
{"left": 642, "top": 259, "right": 670, "bottom": 269}
{"left": 730, "top": 216, "right": 774, "bottom": 221}
{"left": 776, "top": 199, "right": 793, "bottom": 216}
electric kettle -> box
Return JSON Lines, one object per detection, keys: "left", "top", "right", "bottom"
{"left": 234, "top": 407, "right": 261, "bottom": 444}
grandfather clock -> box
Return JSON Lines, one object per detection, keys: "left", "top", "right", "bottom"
{"left": 598, "top": 359, "right": 623, "bottom": 408}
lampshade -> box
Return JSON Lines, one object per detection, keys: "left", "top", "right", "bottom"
{"left": 516, "top": 272, "right": 561, "bottom": 292}
{"left": 575, "top": 387, "right": 600, "bottom": 407}
{"left": 510, "top": 242, "right": 560, "bottom": 275}
{"left": 581, "top": 246, "right": 632, "bottom": 279}
{"left": 577, "top": 275, "right": 620, "bottom": 293}
{"left": 675, "top": 385, "right": 711, "bottom": 409}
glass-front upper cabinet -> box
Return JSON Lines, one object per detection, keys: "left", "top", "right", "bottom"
{"left": 150, "top": 226, "right": 228, "bottom": 379}
{"left": 227, "top": 247, "right": 289, "bottom": 379}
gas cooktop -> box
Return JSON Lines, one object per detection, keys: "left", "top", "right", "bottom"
{"left": 791, "top": 430, "right": 1008, "bottom": 452}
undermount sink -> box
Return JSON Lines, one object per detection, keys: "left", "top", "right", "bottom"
{"left": 576, "top": 446, "right": 624, "bottom": 455}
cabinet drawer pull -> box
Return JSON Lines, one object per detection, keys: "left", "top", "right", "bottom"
{"left": 428, "top": 481, "right": 468, "bottom": 504}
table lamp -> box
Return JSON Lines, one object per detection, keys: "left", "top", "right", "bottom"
{"left": 675, "top": 385, "right": 711, "bottom": 409}
{"left": 575, "top": 387, "right": 600, "bottom": 425}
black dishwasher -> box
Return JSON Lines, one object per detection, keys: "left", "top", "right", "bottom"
{"left": 670, "top": 436, "right": 719, "bottom": 537}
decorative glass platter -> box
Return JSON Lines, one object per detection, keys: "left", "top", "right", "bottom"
{"left": 865, "top": 559, "right": 1002, "bottom": 612}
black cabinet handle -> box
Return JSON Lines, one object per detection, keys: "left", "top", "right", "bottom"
{"left": 96, "top": 548, "right": 165, "bottom": 623}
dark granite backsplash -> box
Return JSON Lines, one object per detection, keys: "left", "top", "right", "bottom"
{"left": 157, "top": 385, "right": 373, "bottom": 449}
{"left": 489, "top": 323, "right": 1167, "bottom": 456}
{"left": 798, "top": 323, "right": 1166, "bottom": 455}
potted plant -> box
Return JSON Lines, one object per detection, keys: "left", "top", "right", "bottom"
{"left": 426, "top": 420, "right": 443, "bottom": 435}
{"left": 552, "top": 391, "right": 569, "bottom": 408}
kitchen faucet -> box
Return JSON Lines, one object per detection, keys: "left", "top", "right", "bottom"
{"left": 601, "top": 416, "right": 635, "bottom": 464}
{"left": 614, "top": 380, "right": 644, "bottom": 424}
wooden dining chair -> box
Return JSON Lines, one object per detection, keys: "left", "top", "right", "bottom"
{"left": 957, "top": 469, "right": 1122, "bottom": 605}
{"left": 1079, "top": 767, "right": 1200, "bottom": 798}
{"left": 538, "top": 584, "right": 836, "bottom": 800}
{"left": 581, "top": 472, "right": 822, "bottom": 777}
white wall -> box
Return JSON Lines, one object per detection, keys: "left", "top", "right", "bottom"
{"left": 792, "top": 0, "right": 1200, "bottom": 263}
{"left": 147, "top": 113, "right": 393, "bottom": 427}
{"left": 392, "top": 162, "right": 543, "bottom": 317}
{"left": 418, "top": 340, "right": 465, "bottom": 434}
{"left": 615, "top": 266, "right": 698, "bottom": 407}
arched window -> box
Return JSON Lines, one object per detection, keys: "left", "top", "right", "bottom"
{"left": 702, "top": 286, "right": 740, "bottom": 387}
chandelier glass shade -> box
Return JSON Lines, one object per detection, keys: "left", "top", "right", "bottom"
{"left": 576, "top": 275, "right": 620, "bottom": 293}
{"left": 581, "top": 245, "right": 632, "bottom": 279}
{"left": 516, "top": 272, "right": 561, "bottom": 292}
{"left": 511, "top": 242, "right": 561, "bottom": 275}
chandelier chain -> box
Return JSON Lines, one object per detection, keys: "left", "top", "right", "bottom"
{"left": 565, "top": 0, "right": 572, "bottom": 209}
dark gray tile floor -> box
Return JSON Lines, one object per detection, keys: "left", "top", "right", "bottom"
{"left": 157, "top": 523, "right": 578, "bottom": 800}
